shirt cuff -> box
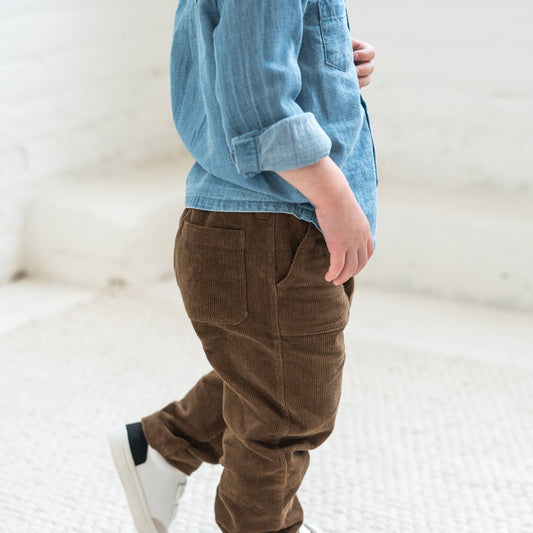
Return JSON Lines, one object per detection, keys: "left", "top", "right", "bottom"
{"left": 229, "top": 112, "right": 332, "bottom": 179}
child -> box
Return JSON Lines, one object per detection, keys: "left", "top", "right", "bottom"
{"left": 108, "top": 0, "right": 378, "bottom": 531}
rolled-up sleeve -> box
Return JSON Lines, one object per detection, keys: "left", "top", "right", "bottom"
{"left": 213, "top": 0, "right": 332, "bottom": 179}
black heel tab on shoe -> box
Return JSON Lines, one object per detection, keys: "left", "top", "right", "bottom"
{"left": 126, "top": 422, "right": 148, "bottom": 465}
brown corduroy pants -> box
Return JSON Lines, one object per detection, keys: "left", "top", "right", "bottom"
{"left": 141, "top": 207, "right": 355, "bottom": 533}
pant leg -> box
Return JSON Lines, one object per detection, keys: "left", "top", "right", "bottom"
{"left": 141, "top": 209, "right": 318, "bottom": 476}
{"left": 142, "top": 369, "right": 225, "bottom": 475}
{"left": 143, "top": 207, "right": 355, "bottom": 533}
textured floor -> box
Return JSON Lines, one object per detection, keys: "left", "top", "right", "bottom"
{"left": 1, "top": 283, "right": 532, "bottom": 533}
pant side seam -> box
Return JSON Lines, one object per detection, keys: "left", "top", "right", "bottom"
{"left": 272, "top": 215, "right": 299, "bottom": 528}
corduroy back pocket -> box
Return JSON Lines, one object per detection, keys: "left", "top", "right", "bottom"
{"left": 175, "top": 220, "right": 248, "bottom": 325}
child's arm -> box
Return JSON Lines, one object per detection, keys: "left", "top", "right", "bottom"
{"left": 213, "top": 0, "right": 331, "bottom": 180}
{"left": 277, "top": 157, "right": 374, "bottom": 285}
{"left": 214, "top": 0, "right": 374, "bottom": 283}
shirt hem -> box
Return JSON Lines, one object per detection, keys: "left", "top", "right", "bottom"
{"left": 184, "top": 195, "right": 378, "bottom": 249}
{"left": 185, "top": 195, "right": 322, "bottom": 233}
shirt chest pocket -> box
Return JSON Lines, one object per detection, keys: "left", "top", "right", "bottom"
{"left": 318, "top": 0, "right": 353, "bottom": 72}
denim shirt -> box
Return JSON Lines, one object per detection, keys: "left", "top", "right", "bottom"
{"left": 170, "top": 0, "right": 378, "bottom": 246}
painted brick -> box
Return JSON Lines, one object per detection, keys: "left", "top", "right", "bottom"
{"left": 0, "top": 0, "right": 180, "bottom": 283}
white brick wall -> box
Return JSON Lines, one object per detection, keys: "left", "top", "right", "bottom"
{"left": 0, "top": 0, "right": 181, "bottom": 283}
{"left": 350, "top": 0, "right": 533, "bottom": 194}
{"left": 1, "top": 0, "right": 532, "bottom": 289}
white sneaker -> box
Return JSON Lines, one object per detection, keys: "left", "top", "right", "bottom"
{"left": 301, "top": 522, "right": 325, "bottom": 533}
{"left": 107, "top": 422, "right": 188, "bottom": 533}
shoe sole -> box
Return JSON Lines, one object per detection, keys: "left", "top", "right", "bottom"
{"left": 107, "top": 425, "right": 162, "bottom": 533}
{"left": 302, "top": 523, "right": 324, "bottom": 533}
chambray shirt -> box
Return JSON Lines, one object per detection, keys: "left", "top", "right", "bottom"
{"left": 170, "top": 0, "right": 378, "bottom": 246}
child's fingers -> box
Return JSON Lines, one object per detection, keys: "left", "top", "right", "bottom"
{"left": 352, "top": 44, "right": 375, "bottom": 62}
{"left": 351, "top": 37, "right": 366, "bottom": 50}
{"left": 367, "top": 236, "right": 375, "bottom": 259}
{"left": 356, "top": 59, "right": 375, "bottom": 77}
{"left": 325, "top": 248, "right": 346, "bottom": 283}
{"left": 353, "top": 247, "right": 368, "bottom": 277}
{"left": 358, "top": 75, "right": 372, "bottom": 88}
{"left": 332, "top": 249, "right": 358, "bottom": 285}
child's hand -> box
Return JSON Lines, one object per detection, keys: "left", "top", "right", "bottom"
{"left": 351, "top": 38, "right": 375, "bottom": 88}
{"left": 277, "top": 156, "right": 374, "bottom": 283}
{"left": 315, "top": 189, "right": 374, "bottom": 285}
